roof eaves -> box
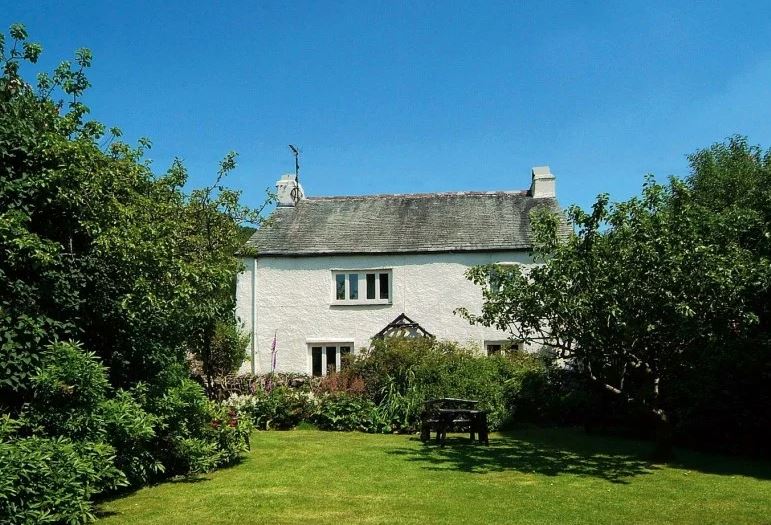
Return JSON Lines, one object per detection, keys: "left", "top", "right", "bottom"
{"left": 247, "top": 246, "right": 533, "bottom": 258}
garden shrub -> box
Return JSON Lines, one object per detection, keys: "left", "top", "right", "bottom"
{"left": 226, "top": 386, "right": 313, "bottom": 430}
{"left": 208, "top": 402, "right": 254, "bottom": 464}
{"left": 412, "top": 350, "right": 517, "bottom": 430}
{"left": 13, "top": 342, "right": 163, "bottom": 488}
{"left": 311, "top": 393, "right": 389, "bottom": 433}
{"left": 227, "top": 390, "right": 389, "bottom": 434}
{"left": 25, "top": 341, "right": 111, "bottom": 441}
{"left": 0, "top": 435, "right": 125, "bottom": 524}
{"left": 314, "top": 371, "right": 366, "bottom": 395}
{"left": 347, "top": 337, "right": 438, "bottom": 403}
{"left": 349, "top": 337, "right": 573, "bottom": 432}
{"left": 664, "top": 338, "right": 771, "bottom": 456}
{"left": 22, "top": 342, "right": 166, "bottom": 487}
{"left": 197, "top": 371, "right": 314, "bottom": 400}
{"left": 100, "top": 388, "right": 162, "bottom": 486}
{"left": 148, "top": 378, "right": 251, "bottom": 474}
{"left": 500, "top": 352, "right": 552, "bottom": 422}
{"left": 188, "top": 319, "right": 251, "bottom": 397}
{"left": 376, "top": 369, "right": 424, "bottom": 431}
{"left": 228, "top": 340, "right": 582, "bottom": 435}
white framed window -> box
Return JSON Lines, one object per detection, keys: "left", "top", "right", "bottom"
{"left": 308, "top": 343, "right": 353, "bottom": 377}
{"left": 331, "top": 269, "right": 392, "bottom": 305}
{"left": 485, "top": 340, "right": 521, "bottom": 356}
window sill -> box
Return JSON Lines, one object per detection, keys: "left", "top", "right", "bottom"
{"left": 331, "top": 299, "right": 392, "bottom": 307}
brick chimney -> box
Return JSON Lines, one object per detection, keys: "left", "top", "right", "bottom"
{"left": 530, "top": 166, "right": 556, "bottom": 198}
{"left": 276, "top": 174, "right": 305, "bottom": 207}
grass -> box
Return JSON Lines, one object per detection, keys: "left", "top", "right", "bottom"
{"left": 98, "top": 427, "right": 771, "bottom": 525}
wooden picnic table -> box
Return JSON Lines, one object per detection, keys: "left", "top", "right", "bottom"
{"left": 425, "top": 397, "right": 479, "bottom": 407}
{"left": 420, "top": 398, "right": 489, "bottom": 446}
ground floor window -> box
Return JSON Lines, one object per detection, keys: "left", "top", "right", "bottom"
{"left": 485, "top": 340, "right": 521, "bottom": 356}
{"left": 309, "top": 343, "right": 353, "bottom": 377}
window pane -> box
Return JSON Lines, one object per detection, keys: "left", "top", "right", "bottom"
{"left": 335, "top": 274, "right": 346, "bottom": 300}
{"left": 326, "top": 346, "right": 337, "bottom": 374}
{"left": 379, "top": 273, "right": 389, "bottom": 300}
{"left": 487, "top": 344, "right": 501, "bottom": 356}
{"left": 366, "top": 274, "right": 376, "bottom": 299}
{"left": 348, "top": 274, "right": 358, "bottom": 300}
{"left": 340, "top": 346, "right": 351, "bottom": 369}
{"left": 312, "top": 347, "right": 322, "bottom": 376}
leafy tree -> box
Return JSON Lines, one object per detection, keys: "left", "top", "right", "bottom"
{"left": 195, "top": 320, "right": 251, "bottom": 391}
{"left": 183, "top": 160, "right": 268, "bottom": 390}
{"left": 0, "top": 23, "right": 270, "bottom": 409}
{"left": 0, "top": 23, "right": 93, "bottom": 408}
{"left": 460, "top": 140, "right": 770, "bottom": 458}
{"left": 676, "top": 137, "right": 771, "bottom": 454}
{"left": 0, "top": 23, "right": 266, "bottom": 520}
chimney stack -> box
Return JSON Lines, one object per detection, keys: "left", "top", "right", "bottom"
{"left": 276, "top": 173, "right": 304, "bottom": 207}
{"left": 530, "top": 166, "right": 556, "bottom": 198}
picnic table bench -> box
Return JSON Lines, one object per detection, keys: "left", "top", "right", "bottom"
{"left": 419, "top": 398, "right": 489, "bottom": 446}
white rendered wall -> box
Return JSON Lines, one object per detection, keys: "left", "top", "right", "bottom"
{"left": 236, "top": 251, "right": 532, "bottom": 374}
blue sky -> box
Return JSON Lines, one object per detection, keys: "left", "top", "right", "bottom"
{"left": 5, "top": 1, "right": 771, "bottom": 211}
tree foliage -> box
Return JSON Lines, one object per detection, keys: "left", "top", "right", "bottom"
{"left": 460, "top": 137, "right": 771, "bottom": 457}
{"left": 0, "top": 23, "right": 266, "bottom": 522}
{"left": 0, "top": 24, "right": 270, "bottom": 407}
{"left": 198, "top": 320, "right": 251, "bottom": 383}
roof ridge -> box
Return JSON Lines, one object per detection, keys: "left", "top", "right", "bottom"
{"left": 306, "top": 190, "right": 530, "bottom": 201}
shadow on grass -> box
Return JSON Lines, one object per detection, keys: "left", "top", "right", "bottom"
{"left": 388, "top": 427, "right": 657, "bottom": 484}
{"left": 518, "top": 426, "right": 771, "bottom": 481}
{"left": 167, "top": 474, "right": 211, "bottom": 484}
{"left": 391, "top": 426, "right": 771, "bottom": 483}
{"left": 94, "top": 455, "right": 247, "bottom": 517}
{"left": 669, "top": 448, "right": 771, "bottom": 481}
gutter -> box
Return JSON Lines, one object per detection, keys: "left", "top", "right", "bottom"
{"left": 250, "top": 247, "right": 535, "bottom": 258}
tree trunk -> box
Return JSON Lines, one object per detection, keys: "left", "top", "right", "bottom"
{"left": 651, "top": 408, "right": 673, "bottom": 461}
{"left": 202, "top": 322, "right": 216, "bottom": 398}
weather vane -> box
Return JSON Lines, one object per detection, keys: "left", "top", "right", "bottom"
{"left": 288, "top": 144, "right": 301, "bottom": 204}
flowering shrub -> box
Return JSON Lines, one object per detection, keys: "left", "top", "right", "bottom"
{"left": 149, "top": 379, "right": 252, "bottom": 474}
{"left": 201, "top": 372, "right": 316, "bottom": 399}
{"left": 208, "top": 402, "right": 254, "bottom": 464}
{"left": 228, "top": 387, "right": 314, "bottom": 430}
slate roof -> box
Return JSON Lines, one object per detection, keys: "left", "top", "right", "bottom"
{"left": 243, "top": 191, "right": 567, "bottom": 256}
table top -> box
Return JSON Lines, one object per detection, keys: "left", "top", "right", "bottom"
{"left": 425, "top": 398, "right": 480, "bottom": 406}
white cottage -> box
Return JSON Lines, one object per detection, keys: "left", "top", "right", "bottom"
{"left": 236, "top": 166, "right": 562, "bottom": 376}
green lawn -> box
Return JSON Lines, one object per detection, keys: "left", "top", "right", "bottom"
{"left": 98, "top": 428, "right": 771, "bottom": 525}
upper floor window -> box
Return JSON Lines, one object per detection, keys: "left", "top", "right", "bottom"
{"left": 332, "top": 270, "right": 392, "bottom": 305}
